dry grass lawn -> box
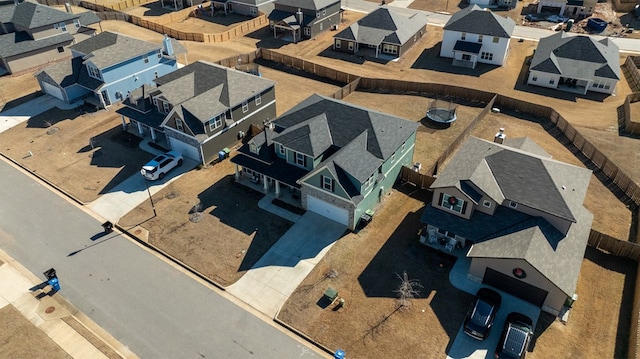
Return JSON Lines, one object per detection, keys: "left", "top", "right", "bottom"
{"left": 0, "top": 305, "right": 71, "bottom": 359}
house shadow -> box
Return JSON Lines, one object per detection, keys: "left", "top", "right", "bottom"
{"left": 140, "top": 1, "right": 184, "bottom": 17}
{"left": 356, "top": 209, "right": 472, "bottom": 342}
{"left": 0, "top": 91, "right": 42, "bottom": 113}
{"left": 193, "top": 12, "right": 251, "bottom": 26}
{"left": 24, "top": 105, "right": 87, "bottom": 129}
{"left": 411, "top": 43, "right": 500, "bottom": 77}
{"left": 317, "top": 46, "right": 393, "bottom": 65}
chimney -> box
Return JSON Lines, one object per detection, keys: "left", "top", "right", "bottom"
{"left": 494, "top": 128, "right": 506, "bottom": 144}
{"left": 296, "top": 8, "right": 303, "bottom": 25}
{"left": 163, "top": 34, "right": 174, "bottom": 56}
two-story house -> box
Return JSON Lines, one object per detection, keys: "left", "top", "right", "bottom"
{"left": 440, "top": 5, "right": 515, "bottom": 69}
{"left": 35, "top": 32, "right": 182, "bottom": 108}
{"left": 268, "top": 0, "right": 341, "bottom": 42}
{"left": 527, "top": 32, "right": 620, "bottom": 95}
{"left": 332, "top": 7, "right": 427, "bottom": 59}
{"left": 118, "top": 60, "right": 276, "bottom": 165}
{"left": 0, "top": 0, "right": 100, "bottom": 75}
{"left": 420, "top": 133, "right": 593, "bottom": 315}
{"left": 231, "top": 94, "right": 419, "bottom": 230}
{"left": 536, "top": 0, "right": 596, "bottom": 18}
{"left": 222, "top": 0, "right": 276, "bottom": 17}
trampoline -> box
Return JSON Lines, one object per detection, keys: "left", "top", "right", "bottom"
{"left": 426, "top": 98, "right": 457, "bottom": 125}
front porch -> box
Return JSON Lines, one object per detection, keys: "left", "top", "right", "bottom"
{"left": 418, "top": 225, "right": 468, "bottom": 257}
{"left": 233, "top": 165, "right": 303, "bottom": 209}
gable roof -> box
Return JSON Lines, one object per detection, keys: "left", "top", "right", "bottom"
{"left": 275, "top": 94, "right": 418, "bottom": 189}
{"left": 0, "top": 30, "right": 72, "bottom": 57}
{"left": 431, "top": 137, "right": 591, "bottom": 222}
{"left": 530, "top": 32, "right": 620, "bottom": 80}
{"left": 443, "top": 4, "right": 515, "bottom": 38}
{"left": 274, "top": 0, "right": 337, "bottom": 10}
{"left": 11, "top": 1, "right": 77, "bottom": 29}
{"left": 334, "top": 7, "right": 427, "bottom": 46}
{"left": 70, "top": 31, "right": 161, "bottom": 69}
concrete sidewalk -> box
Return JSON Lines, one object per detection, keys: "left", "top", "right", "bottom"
{"left": 0, "top": 249, "right": 137, "bottom": 359}
{"left": 227, "top": 212, "right": 346, "bottom": 317}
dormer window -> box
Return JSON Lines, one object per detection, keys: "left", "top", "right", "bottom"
{"left": 322, "top": 175, "right": 334, "bottom": 192}
{"left": 176, "top": 119, "right": 184, "bottom": 132}
{"left": 163, "top": 102, "right": 170, "bottom": 114}
{"left": 54, "top": 22, "right": 67, "bottom": 32}
{"left": 441, "top": 193, "right": 465, "bottom": 214}
{"left": 249, "top": 142, "right": 258, "bottom": 154}
{"left": 87, "top": 65, "right": 101, "bottom": 80}
{"left": 74, "top": 19, "right": 81, "bottom": 28}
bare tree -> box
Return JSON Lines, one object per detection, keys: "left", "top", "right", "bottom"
{"left": 394, "top": 271, "right": 422, "bottom": 310}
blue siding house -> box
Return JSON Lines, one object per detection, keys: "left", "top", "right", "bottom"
{"left": 35, "top": 31, "right": 183, "bottom": 108}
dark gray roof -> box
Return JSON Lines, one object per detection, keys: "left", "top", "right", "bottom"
{"left": 453, "top": 40, "right": 481, "bottom": 54}
{"left": 77, "top": 11, "right": 101, "bottom": 26}
{"left": 276, "top": 94, "right": 418, "bottom": 186}
{"left": 70, "top": 31, "right": 161, "bottom": 69}
{"left": 443, "top": 4, "right": 515, "bottom": 38}
{"left": 155, "top": 61, "right": 275, "bottom": 124}
{"left": 334, "top": 7, "right": 427, "bottom": 46}
{"left": 35, "top": 55, "right": 82, "bottom": 87}
{"left": 502, "top": 137, "right": 550, "bottom": 157}
{"left": 530, "top": 32, "right": 620, "bottom": 80}
{"left": 0, "top": 2, "right": 17, "bottom": 23}
{"left": 431, "top": 137, "right": 591, "bottom": 222}
{"left": 11, "top": 1, "right": 77, "bottom": 29}
{"left": 0, "top": 30, "right": 72, "bottom": 57}
{"left": 275, "top": 0, "right": 337, "bottom": 10}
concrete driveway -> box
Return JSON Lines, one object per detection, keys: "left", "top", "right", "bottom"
{"left": 227, "top": 211, "right": 347, "bottom": 318}
{"left": 0, "top": 94, "right": 82, "bottom": 133}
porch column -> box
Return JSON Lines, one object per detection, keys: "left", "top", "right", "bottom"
{"left": 136, "top": 121, "right": 144, "bottom": 136}
{"left": 273, "top": 26, "right": 276, "bottom": 39}
{"left": 263, "top": 176, "right": 269, "bottom": 192}
{"left": 275, "top": 180, "right": 280, "bottom": 198}
{"left": 234, "top": 164, "right": 240, "bottom": 180}
{"left": 120, "top": 115, "right": 127, "bottom": 130}
{"left": 150, "top": 127, "right": 157, "bottom": 141}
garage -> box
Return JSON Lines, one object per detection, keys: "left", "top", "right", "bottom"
{"left": 306, "top": 195, "right": 349, "bottom": 226}
{"left": 482, "top": 267, "right": 548, "bottom": 307}
{"left": 41, "top": 82, "right": 65, "bottom": 101}
{"left": 169, "top": 137, "right": 201, "bottom": 162}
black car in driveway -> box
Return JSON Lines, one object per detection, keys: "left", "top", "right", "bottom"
{"left": 463, "top": 287, "right": 502, "bottom": 340}
{"left": 495, "top": 312, "right": 534, "bottom": 359}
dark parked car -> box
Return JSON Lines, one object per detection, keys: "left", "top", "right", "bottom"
{"left": 463, "top": 287, "right": 502, "bottom": 340}
{"left": 495, "top": 312, "right": 534, "bottom": 359}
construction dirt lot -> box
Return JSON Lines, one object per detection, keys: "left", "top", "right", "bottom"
{"left": 0, "top": 5, "right": 638, "bottom": 359}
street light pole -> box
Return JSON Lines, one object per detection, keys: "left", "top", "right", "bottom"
{"left": 144, "top": 178, "right": 157, "bottom": 217}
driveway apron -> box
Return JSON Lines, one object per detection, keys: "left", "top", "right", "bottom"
{"left": 227, "top": 211, "right": 346, "bottom": 317}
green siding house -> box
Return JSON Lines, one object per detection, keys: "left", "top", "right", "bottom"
{"left": 231, "top": 94, "right": 419, "bottom": 230}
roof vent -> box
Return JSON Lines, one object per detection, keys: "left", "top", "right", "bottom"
{"left": 494, "top": 128, "right": 506, "bottom": 144}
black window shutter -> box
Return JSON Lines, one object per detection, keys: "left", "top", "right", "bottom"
{"left": 462, "top": 201, "right": 467, "bottom": 214}
{"left": 438, "top": 193, "right": 443, "bottom": 206}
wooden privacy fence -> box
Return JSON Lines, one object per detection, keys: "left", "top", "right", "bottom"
{"left": 260, "top": 49, "right": 361, "bottom": 83}
{"left": 400, "top": 166, "right": 436, "bottom": 189}
{"left": 623, "top": 57, "right": 640, "bottom": 93}
{"left": 624, "top": 92, "right": 640, "bottom": 135}
{"left": 588, "top": 230, "right": 640, "bottom": 261}
{"left": 632, "top": 265, "right": 640, "bottom": 359}
{"left": 331, "top": 77, "right": 361, "bottom": 100}
{"left": 612, "top": 0, "right": 638, "bottom": 12}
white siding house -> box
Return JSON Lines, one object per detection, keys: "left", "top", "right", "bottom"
{"left": 440, "top": 5, "right": 515, "bottom": 69}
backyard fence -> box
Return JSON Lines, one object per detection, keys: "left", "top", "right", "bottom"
{"left": 400, "top": 166, "right": 436, "bottom": 189}
{"left": 623, "top": 57, "right": 640, "bottom": 93}
{"left": 624, "top": 92, "right": 640, "bottom": 135}
{"left": 331, "top": 77, "right": 361, "bottom": 100}
{"left": 612, "top": 0, "right": 638, "bottom": 12}
{"left": 632, "top": 266, "right": 640, "bottom": 359}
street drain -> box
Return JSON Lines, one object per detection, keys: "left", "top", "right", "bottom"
{"left": 45, "top": 306, "right": 55, "bottom": 314}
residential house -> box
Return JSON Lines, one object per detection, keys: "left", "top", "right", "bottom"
{"left": 35, "top": 32, "right": 183, "bottom": 108}
{"left": 440, "top": 5, "right": 515, "bottom": 69}
{"left": 221, "top": 0, "right": 276, "bottom": 17}
{"left": 0, "top": 0, "right": 100, "bottom": 75}
{"left": 420, "top": 133, "right": 593, "bottom": 315}
{"left": 333, "top": 6, "right": 427, "bottom": 59}
{"left": 231, "top": 94, "right": 419, "bottom": 230}
{"left": 268, "top": 0, "right": 341, "bottom": 42}
{"left": 537, "top": 0, "right": 596, "bottom": 18}
{"left": 469, "top": 0, "right": 515, "bottom": 9}
{"left": 118, "top": 60, "right": 276, "bottom": 165}
{"left": 527, "top": 32, "right": 620, "bottom": 95}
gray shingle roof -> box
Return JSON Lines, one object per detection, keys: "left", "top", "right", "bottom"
{"left": 275, "top": 0, "right": 336, "bottom": 10}
{"left": 155, "top": 60, "right": 275, "bottom": 124}
{"left": 431, "top": 137, "right": 591, "bottom": 221}
{"left": 35, "top": 55, "right": 82, "bottom": 87}
{"left": 334, "top": 7, "right": 427, "bottom": 46}
{"left": 77, "top": 11, "right": 101, "bottom": 26}
{"left": 530, "top": 32, "right": 620, "bottom": 80}
{"left": 276, "top": 94, "right": 418, "bottom": 186}
{"left": 443, "top": 4, "right": 515, "bottom": 38}
{"left": 11, "top": 1, "right": 77, "bottom": 29}
{"left": 0, "top": 30, "right": 72, "bottom": 57}
{"left": 70, "top": 31, "right": 161, "bottom": 69}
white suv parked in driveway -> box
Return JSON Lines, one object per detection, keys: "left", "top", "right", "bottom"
{"left": 140, "top": 151, "right": 183, "bottom": 181}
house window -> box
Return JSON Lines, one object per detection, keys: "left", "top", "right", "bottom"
{"left": 483, "top": 200, "right": 491, "bottom": 208}
{"left": 295, "top": 152, "right": 305, "bottom": 166}
{"left": 56, "top": 22, "right": 67, "bottom": 32}
{"left": 250, "top": 143, "right": 258, "bottom": 154}
{"left": 316, "top": 11, "right": 320, "bottom": 18}
{"left": 401, "top": 143, "right": 405, "bottom": 152}
{"left": 549, "top": 79, "right": 555, "bottom": 85}
{"left": 323, "top": 8, "right": 326, "bottom": 15}
{"left": 209, "top": 115, "right": 223, "bottom": 131}
{"left": 382, "top": 44, "right": 398, "bottom": 54}
{"left": 391, "top": 152, "right": 395, "bottom": 162}
{"left": 493, "top": 36, "right": 499, "bottom": 43}
{"left": 242, "top": 101, "right": 248, "bottom": 113}
{"left": 176, "top": 119, "right": 184, "bottom": 132}
{"left": 441, "top": 193, "right": 464, "bottom": 214}
{"left": 74, "top": 19, "right": 81, "bottom": 28}
{"left": 57, "top": 46, "right": 64, "bottom": 53}
{"left": 143, "top": 55, "right": 149, "bottom": 64}
{"left": 461, "top": 32, "right": 466, "bottom": 40}
{"left": 115, "top": 91, "right": 123, "bottom": 99}
{"left": 322, "top": 175, "right": 334, "bottom": 191}
{"left": 250, "top": 7, "right": 257, "bottom": 15}
{"left": 162, "top": 101, "right": 170, "bottom": 114}
{"left": 462, "top": 54, "right": 471, "bottom": 61}
{"left": 532, "top": 75, "right": 537, "bottom": 82}
{"left": 304, "top": 27, "right": 311, "bottom": 36}
{"left": 481, "top": 52, "right": 493, "bottom": 61}
{"left": 154, "top": 71, "right": 159, "bottom": 79}
{"left": 335, "top": 40, "right": 341, "bottom": 49}
{"left": 604, "top": 83, "right": 611, "bottom": 89}
{"left": 477, "top": 35, "right": 483, "bottom": 43}
{"left": 509, "top": 201, "right": 518, "bottom": 209}
{"left": 87, "top": 66, "right": 101, "bottom": 80}
{"left": 255, "top": 94, "right": 261, "bottom": 106}
{"left": 279, "top": 144, "right": 285, "bottom": 155}
{"left": 348, "top": 42, "right": 353, "bottom": 51}
{"left": 153, "top": 97, "right": 158, "bottom": 106}
{"left": 157, "top": 50, "right": 162, "bottom": 59}
{"left": 320, "top": 23, "right": 323, "bottom": 31}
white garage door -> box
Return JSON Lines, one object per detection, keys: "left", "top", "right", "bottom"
{"left": 169, "top": 137, "right": 200, "bottom": 162}
{"left": 307, "top": 195, "right": 349, "bottom": 226}
{"left": 41, "top": 82, "right": 64, "bottom": 101}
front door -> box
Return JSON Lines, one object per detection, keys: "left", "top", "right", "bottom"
{"left": 100, "top": 90, "right": 111, "bottom": 106}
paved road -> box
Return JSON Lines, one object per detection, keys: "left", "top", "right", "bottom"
{"left": 0, "top": 159, "right": 324, "bottom": 359}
